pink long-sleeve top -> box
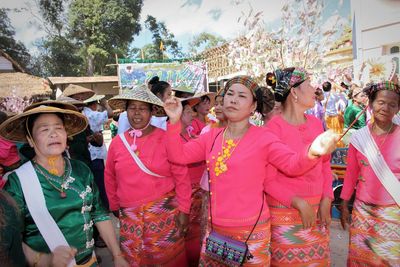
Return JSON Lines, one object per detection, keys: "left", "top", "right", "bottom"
{"left": 264, "top": 115, "right": 333, "bottom": 207}
{"left": 166, "top": 122, "right": 320, "bottom": 227}
{"left": 341, "top": 125, "right": 400, "bottom": 205}
{"left": 105, "top": 128, "right": 192, "bottom": 214}
{"left": 180, "top": 132, "right": 206, "bottom": 184}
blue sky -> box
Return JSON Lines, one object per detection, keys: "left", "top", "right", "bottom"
{"left": 3, "top": 0, "right": 350, "bottom": 56}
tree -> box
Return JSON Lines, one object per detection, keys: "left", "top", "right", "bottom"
{"left": 189, "top": 32, "right": 226, "bottom": 55}
{"left": 144, "top": 15, "right": 183, "bottom": 60}
{"left": 0, "top": 8, "right": 31, "bottom": 71}
{"left": 68, "top": 0, "right": 143, "bottom": 75}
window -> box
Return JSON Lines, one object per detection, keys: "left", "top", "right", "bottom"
{"left": 390, "top": 46, "right": 399, "bottom": 54}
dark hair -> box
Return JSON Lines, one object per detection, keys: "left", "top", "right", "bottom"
{"left": 149, "top": 76, "right": 170, "bottom": 99}
{"left": 340, "top": 82, "right": 349, "bottom": 90}
{"left": 266, "top": 67, "right": 297, "bottom": 102}
{"left": 26, "top": 113, "right": 65, "bottom": 136}
{"left": 0, "top": 111, "right": 7, "bottom": 125}
{"left": 193, "top": 95, "right": 210, "bottom": 112}
{"left": 322, "top": 81, "right": 332, "bottom": 92}
{"left": 367, "top": 89, "right": 400, "bottom": 106}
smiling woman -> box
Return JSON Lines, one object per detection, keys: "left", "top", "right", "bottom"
{"left": 0, "top": 103, "right": 127, "bottom": 267}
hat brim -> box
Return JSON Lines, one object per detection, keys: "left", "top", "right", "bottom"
{"left": 108, "top": 89, "right": 166, "bottom": 117}
{"left": 0, "top": 106, "right": 88, "bottom": 143}
{"left": 83, "top": 94, "right": 105, "bottom": 103}
{"left": 24, "top": 100, "right": 79, "bottom": 112}
{"left": 190, "top": 92, "right": 216, "bottom": 108}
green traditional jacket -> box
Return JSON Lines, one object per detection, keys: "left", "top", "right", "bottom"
{"left": 4, "top": 159, "right": 110, "bottom": 264}
{"left": 344, "top": 104, "right": 366, "bottom": 130}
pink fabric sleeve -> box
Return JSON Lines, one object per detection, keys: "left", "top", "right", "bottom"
{"left": 264, "top": 173, "right": 297, "bottom": 207}
{"left": 322, "top": 155, "right": 334, "bottom": 199}
{"left": 266, "top": 133, "right": 320, "bottom": 176}
{"left": 340, "top": 144, "right": 359, "bottom": 200}
{"left": 104, "top": 140, "right": 119, "bottom": 211}
{"left": 166, "top": 121, "right": 208, "bottom": 164}
{"left": 169, "top": 161, "right": 192, "bottom": 214}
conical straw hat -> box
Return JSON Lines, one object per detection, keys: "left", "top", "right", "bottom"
{"left": 0, "top": 105, "right": 88, "bottom": 143}
{"left": 62, "top": 84, "right": 95, "bottom": 101}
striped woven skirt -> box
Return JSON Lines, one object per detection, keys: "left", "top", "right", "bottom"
{"left": 119, "top": 191, "right": 187, "bottom": 267}
{"left": 199, "top": 219, "right": 271, "bottom": 266}
{"left": 186, "top": 185, "right": 205, "bottom": 265}
{"left": 268, "top": 195, "right": 330, "bottom": 267}
{"left": 348, "top": 200, "right": 400, "bottom": 267}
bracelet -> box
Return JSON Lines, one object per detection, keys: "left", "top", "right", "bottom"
{"left": 33, "top": 252, "right": 43, "bottom": 267}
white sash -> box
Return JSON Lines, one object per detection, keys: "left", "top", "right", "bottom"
{"left": 15, "top": 161, "right": 76, "bottom": 267}
{"left": 351, "top": 126, "right": 400, "bottom": 206}
{"left": 119, "top": 133, "right": 165, "bottom": 178}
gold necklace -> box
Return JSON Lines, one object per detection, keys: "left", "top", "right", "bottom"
{"left": 33, "top": 158, "right": 71, "bottom": 198}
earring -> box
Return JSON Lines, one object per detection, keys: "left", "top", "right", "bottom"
{"left": 294, "top": 96, "right": 298, "bottom": 103}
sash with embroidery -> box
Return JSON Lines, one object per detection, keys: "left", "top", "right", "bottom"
{"left": 15, "top": 161, "right": 77, "bottom": 267}
{"left": 350, "top": 126, "right": 400, "bottom": 206}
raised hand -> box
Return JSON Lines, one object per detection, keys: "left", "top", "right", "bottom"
{"left": 309, "top": 130, "right": 339, "bottom": 158}
{"left": 163, "top": 97, "right": 183, "bottom": 124}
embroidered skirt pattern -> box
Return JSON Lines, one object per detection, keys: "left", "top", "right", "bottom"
{"left": 348, "top": 200, "right": 400, "bottom": 267}
{"left": 268, "top": 196, "right": 330, "bottom": 267}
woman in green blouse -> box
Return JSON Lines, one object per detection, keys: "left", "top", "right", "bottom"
{"left": 0, "top": 102, "right": 128, "bottom": 267}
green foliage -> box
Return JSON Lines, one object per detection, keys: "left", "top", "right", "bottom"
{"left": 0, "top": 8, "right": 31, "bottom": 71}
{"left": 144, "top": 15, "right": 183, "bottom": 60}
{"left": 189, "top": 32, "right": 226, "bottom": 55}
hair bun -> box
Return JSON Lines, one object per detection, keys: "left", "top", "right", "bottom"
{"left": 149, "top": 76, "right": 160, "bottom": 85}
{"left": 266, "top": 72, "right": 276, "bottom": 89}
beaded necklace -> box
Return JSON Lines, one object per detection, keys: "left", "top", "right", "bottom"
{"left": 213, "top": 127, "right": 243, "bottom": 176}
{"left": 33, "top": 157, "right": 72, "bottom": 199}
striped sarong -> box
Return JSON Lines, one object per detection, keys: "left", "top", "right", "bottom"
{"left": 186, "top": 185, "right": 205, "bottom": 265}
{"left": 348, "top": 200, "right": 400, "bottom": 267}
{"left": 199, "top": 219, "right": 271, "bottom": 266}
{"left": 268, "top": 195, "right": 330, "bottom": 267}
{"left": 119, "top": 191, "right": 187, "bottom": 267}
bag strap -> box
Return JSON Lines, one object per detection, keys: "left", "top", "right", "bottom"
{"left": 207, "top": 129, "right": 264, "bottom": 244}
{"left": 351, "top": 127, "right": 400, "bottom": 206}
{"left": 119, "top": 133, "right": 165, "bottom": 178}
{"left": 15, "top": 161, "right": 76, "bottom": 267}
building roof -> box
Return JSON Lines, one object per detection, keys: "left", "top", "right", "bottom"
{"left": 0, "top": 49, "right": 26, "bottom": 73}
{"left": 0, "top": 72, "right": 52, "bottom": 98}
{"left": 48, "top": 76, "right": 118, "bottom": 85}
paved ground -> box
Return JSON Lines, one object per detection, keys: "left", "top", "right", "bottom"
{"left": 95, "top": 217, "right": 349, "bottom": 266}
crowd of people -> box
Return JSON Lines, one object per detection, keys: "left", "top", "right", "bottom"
{"left": 0, "top": 68, "right": 398, "bottom": 267}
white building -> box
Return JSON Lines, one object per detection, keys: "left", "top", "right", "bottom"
{"left": 351, "top": 0, "right": 400, "bottom": 82}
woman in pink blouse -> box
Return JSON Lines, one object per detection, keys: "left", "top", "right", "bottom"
{"left": 265, "top": 68, "right": 333, "bottom": 266}
{"left": 105, "top": 85, "right": 192, "bottom": 266}
{"left": 340, "top": 81, "right": 400, "bottom": 266}
{"left": 163, "top": 76, "right": 338, "bottom": 266}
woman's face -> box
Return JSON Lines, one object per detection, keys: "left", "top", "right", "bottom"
{"left": 223, "top": 84, "right": 256, "bottom": 122}
{"left": 353, "top": 90, "right": 368, "bottom": 106}
{"left": 30, "top": 114, "right": 67, "bottom": 157}
{"left": 126, "top": 100, "right": 152, "bottom": 129}
{"left": 196, "top": 98, "right": 211, "bottom": 116}
{"left": 160, "top": 86, "right": 172, "bottom": 102}
{"left": 371, "top": 90, "right": 400, "bottom": 124}
{"left": 181, "top": 104, "right": 194, "bottom": 128}
{"left": 294, "top": 79, "right": 316, "bottom": 109}
{"left": 214, "top": 96, "right": 225, "bottom": 121}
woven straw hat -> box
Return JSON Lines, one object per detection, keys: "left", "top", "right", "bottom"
{"left": 109, "top": 85, "right": 164, "bottom": 112}
{"left": 0, "top": 105, "right": 88, "bottom": 143}
{"left": 190, "top": 91, "right": 216, "bottom": 109}
{"left": 24, "top": 100, "right": 79, "bottom": 112}
{"left": 83, "top": 94, "right": 105, "bottom": 103}
{"left": 62, "top": 84, "right": 95, "bottom": 101}
{"left": 56, "top": 95, "right": 85, "bottom": 107}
